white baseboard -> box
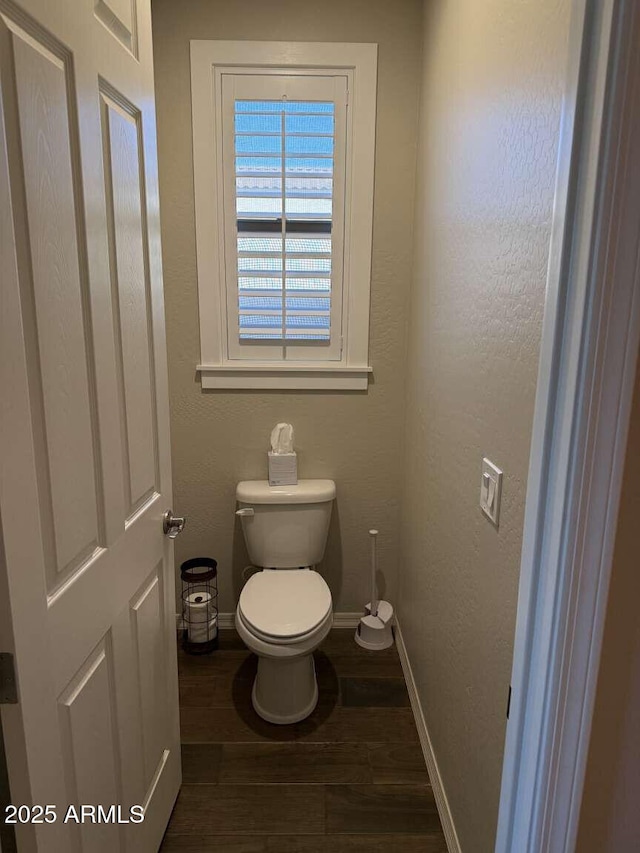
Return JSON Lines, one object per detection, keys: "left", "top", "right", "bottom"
{"left": 395, "top": 617, "right": 462, "bottom": 853}
{"left": 217, "top": 612, "right": 235, "bottom": 629}
{"left": 210, "top": 611, "right": 363, "bottom": 630}
{"left": 331, "top": 611, "right": 363, "bottom": 628}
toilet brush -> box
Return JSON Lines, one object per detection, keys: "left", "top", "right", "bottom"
{"left": 355, "top": 529, "right": 394, "bottom": 650}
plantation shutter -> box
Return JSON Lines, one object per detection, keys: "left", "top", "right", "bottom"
{"left": 221, "top": 74, "right": 347, "bottom": 362}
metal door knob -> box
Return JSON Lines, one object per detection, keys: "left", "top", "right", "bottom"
{"left": 163, "top": 510, "right": 186, "bottom": 539}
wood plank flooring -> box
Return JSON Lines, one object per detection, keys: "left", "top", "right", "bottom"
{"left": 161, "top": 628, "right": 447, "bottom": 852}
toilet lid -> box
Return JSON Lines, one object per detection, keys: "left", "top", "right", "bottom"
{"left": 239, "top": 570, "right": 332, "bottom": 639}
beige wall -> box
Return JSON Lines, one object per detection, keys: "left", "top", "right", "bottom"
{"left": 398, "top": 1, "right": 571, "bottom": 850}
{"left": 576, "top": 359, "right": 640, "bottom": 852}
{"left": 152, "top": 0, "right": 423, "bottom": 612}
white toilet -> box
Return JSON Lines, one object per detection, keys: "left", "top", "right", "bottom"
{"left": 234, "top": 479, "right": 336, "bottom": 724}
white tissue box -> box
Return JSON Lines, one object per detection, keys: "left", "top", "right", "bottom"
{"left": 268, "top": 452, "right": 297, "bottom": 486}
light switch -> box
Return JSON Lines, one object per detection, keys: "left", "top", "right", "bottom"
{"left": 480, "top": 458, "right": 503, "bottom": 527}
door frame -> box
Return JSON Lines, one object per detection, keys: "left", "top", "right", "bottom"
{"left": 496, "top": 0, "right": 640, "bottom": 850}
{"left": 1, "top": 1, "right": 638, "bottom": 850}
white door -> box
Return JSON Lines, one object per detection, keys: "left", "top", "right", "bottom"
{"left": 0, "top": 0, "right": 181, "bottom": 849}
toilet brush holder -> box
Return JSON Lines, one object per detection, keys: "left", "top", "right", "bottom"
{"left": 355, "top": 529, "right": 394, "bottom": 650}
{"left": 355, "top": 600, "right": 394, "bottom": 650}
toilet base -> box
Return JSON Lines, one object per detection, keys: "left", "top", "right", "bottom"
{"left": 252, "top": 652, "right": 319, "bottom": 724}
{"left": 235, "top": 604, "right": 332, "bottom": 725}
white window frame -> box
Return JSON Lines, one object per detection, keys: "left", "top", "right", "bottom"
{"left": 190, "top": 40, "right": 377, "bottom": 390}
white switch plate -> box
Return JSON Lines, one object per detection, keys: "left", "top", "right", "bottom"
{"left": 480, "top": 458, "right": 503, "bottom": 527}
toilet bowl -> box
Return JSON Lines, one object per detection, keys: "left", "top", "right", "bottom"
{"left": 236, "top": 569, "right": 333, "bottom": 723}
{"left": 234, "top": 479, "right": 336, "bottom": 724}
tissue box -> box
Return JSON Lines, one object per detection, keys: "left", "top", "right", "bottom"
{"left": 268, "top": 452, "right": 297, "bottom": 486}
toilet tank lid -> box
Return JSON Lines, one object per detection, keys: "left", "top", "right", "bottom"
{"left": 236, "top": 479, "right": 336, "bottom": 505}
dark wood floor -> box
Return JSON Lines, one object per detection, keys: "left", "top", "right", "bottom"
{"left": 161, "top": 628, "right": 447, "bottom": 852}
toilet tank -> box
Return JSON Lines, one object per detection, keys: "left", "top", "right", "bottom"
{"left": 236, "top": 480, "right": 336, "bottom": 569}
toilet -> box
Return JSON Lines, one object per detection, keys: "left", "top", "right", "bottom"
{"left": 234, "top": 479, "right": 336, "bottom": 724}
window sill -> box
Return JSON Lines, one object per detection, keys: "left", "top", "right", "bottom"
{"left": 196, "top": 363, "right": 372, "bottom": 390}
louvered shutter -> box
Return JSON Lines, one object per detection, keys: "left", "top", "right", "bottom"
{"left": 221, "top": 74, "right": 347, "bottom": 362}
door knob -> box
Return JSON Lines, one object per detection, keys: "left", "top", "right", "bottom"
{"left": 163, "top": 510, "right": 186, "bottom": 539}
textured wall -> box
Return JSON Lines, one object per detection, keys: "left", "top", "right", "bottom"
{"left": 151, "top": 0, "right": 422, "bottom": 612}
{"left": 398, "top": 1, "right": 571, "bottom": 850}
{"left": 576, "top": 360, "right": 640, "bottom": 852}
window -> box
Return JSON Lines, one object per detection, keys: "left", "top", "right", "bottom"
{"left": 190, "top": 41, "right": 377, "bottom": 389}
{"left": 223, "top": 76, "right": 345, "bottom": 361}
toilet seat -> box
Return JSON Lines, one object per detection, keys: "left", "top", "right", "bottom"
{"left": 238, "top": 569, "right": 332, "bottom": 642}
